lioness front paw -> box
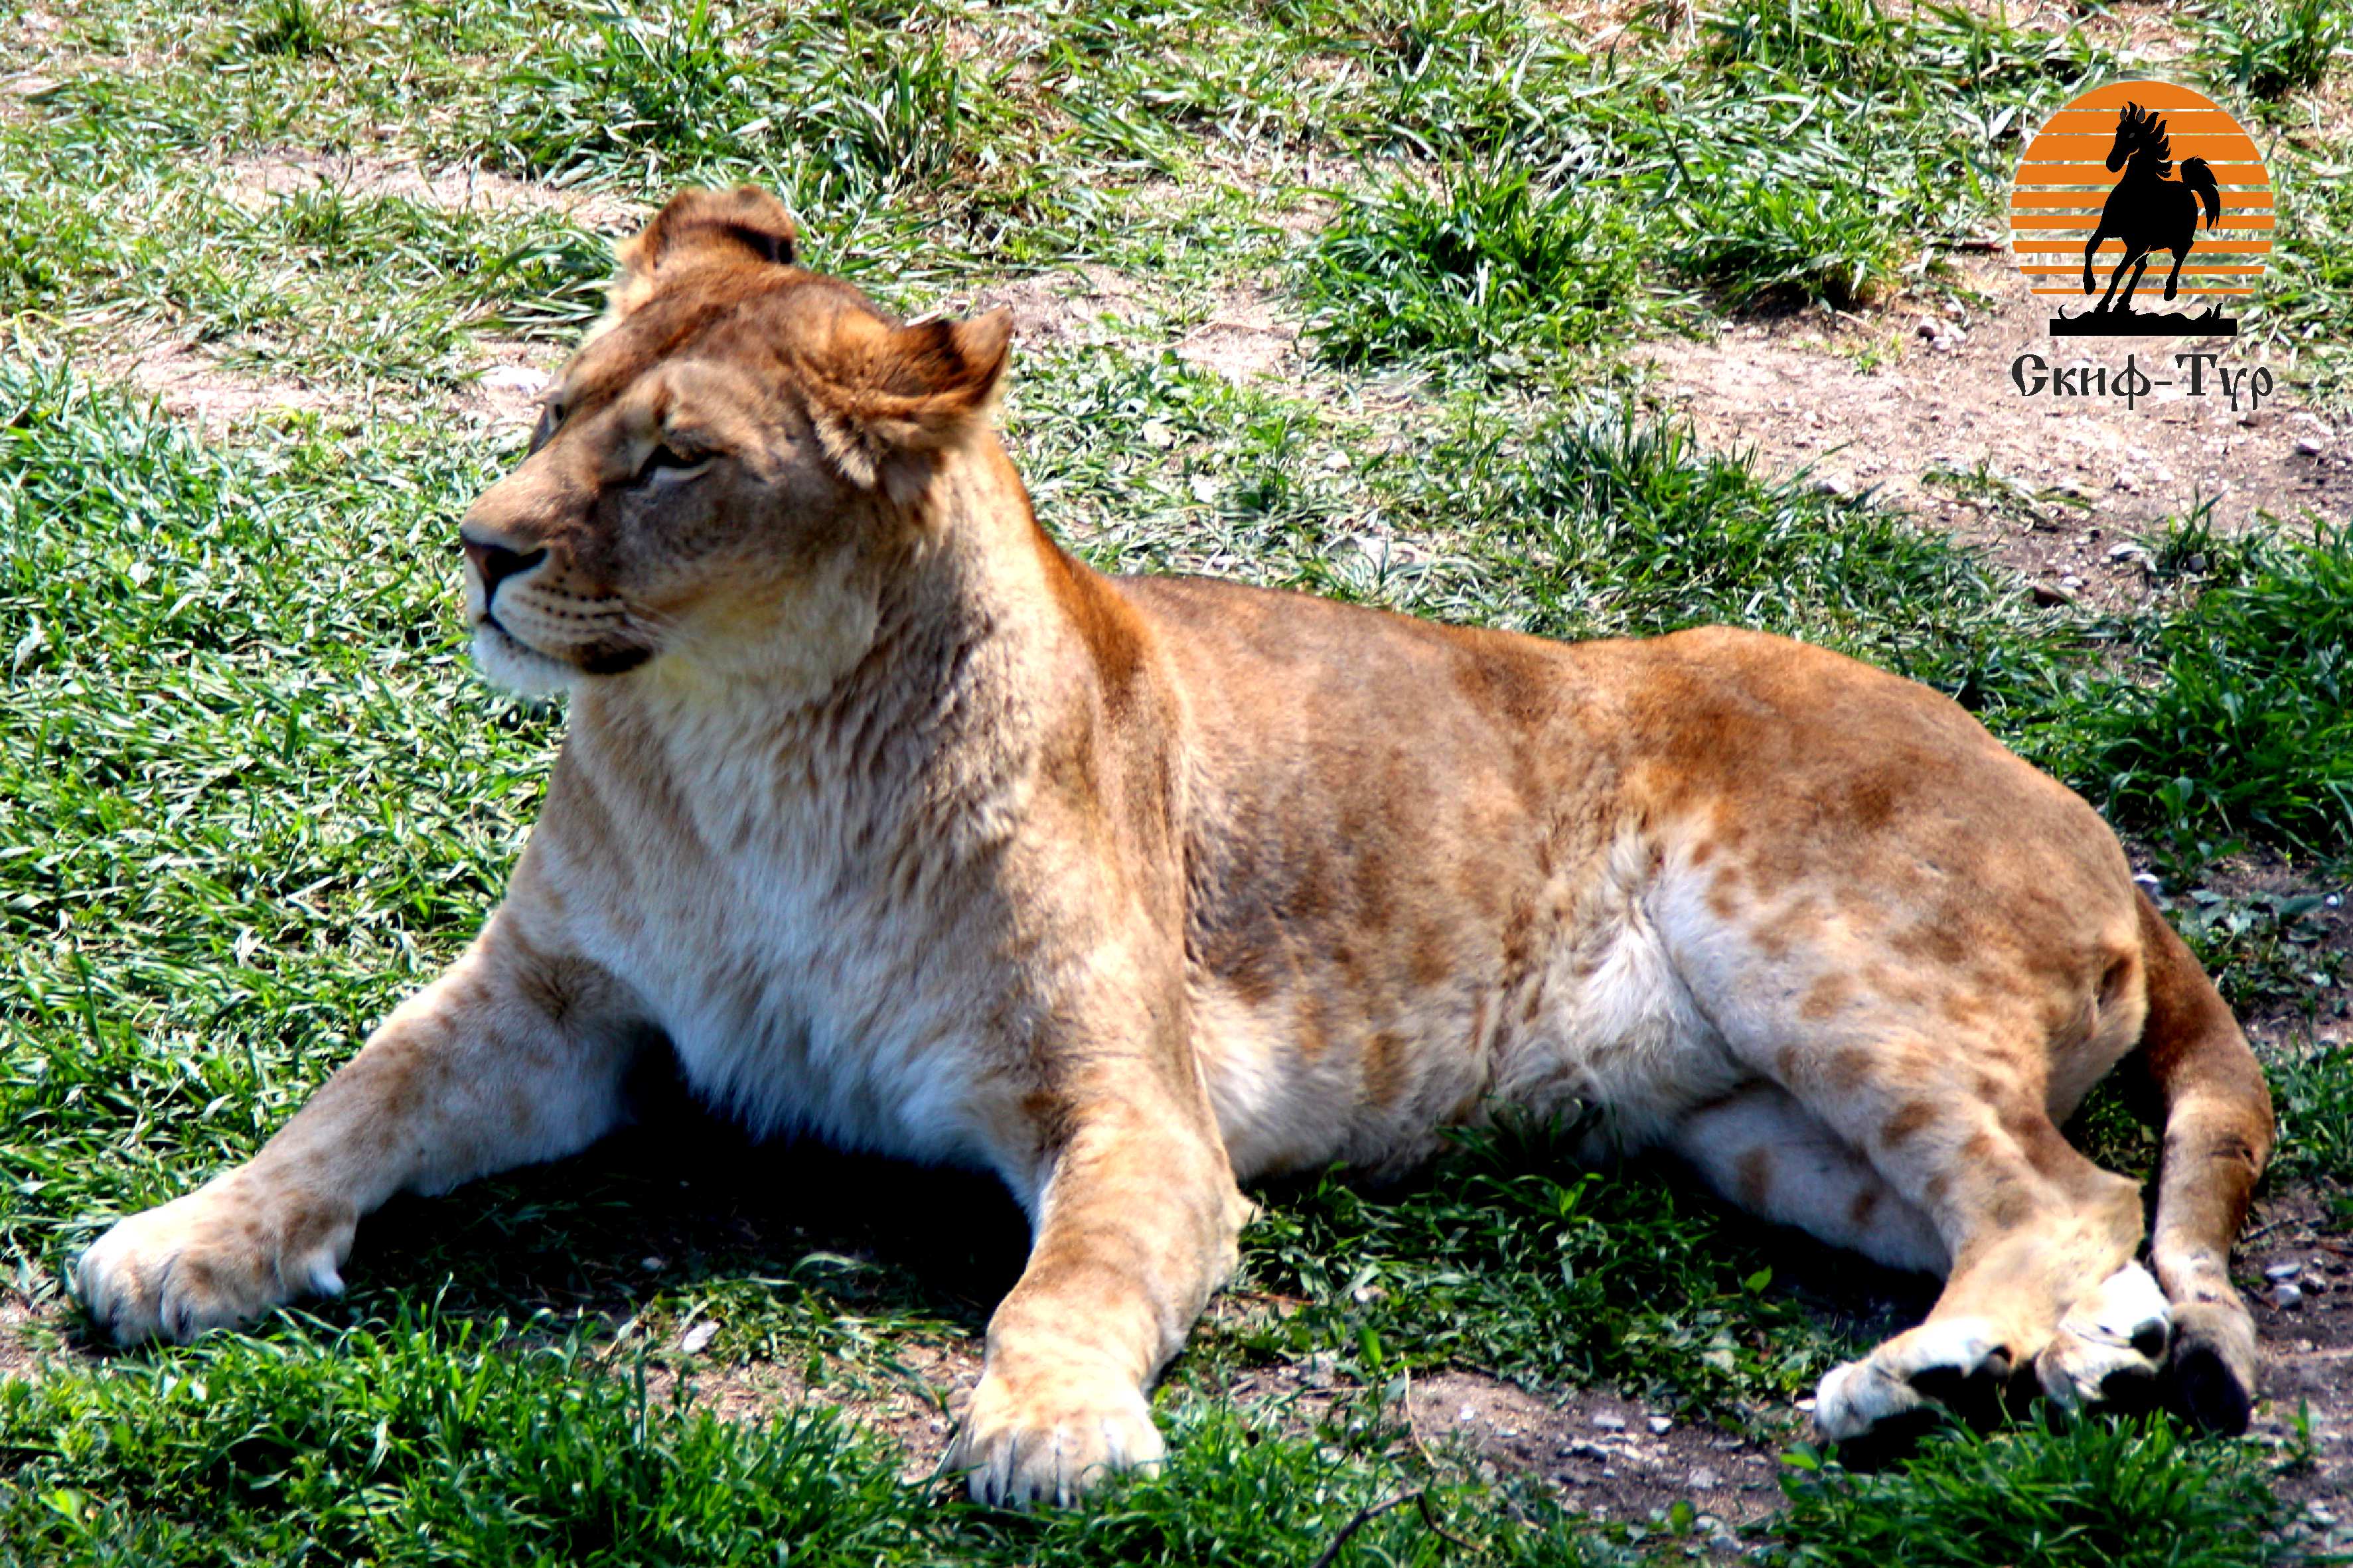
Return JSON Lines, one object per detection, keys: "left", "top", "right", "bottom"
{"left": 74, "top": 1178, "right": 355, "bottom": 1346}
{"left": 947, "top": 1368, "right": 1165, "bottom": 1508}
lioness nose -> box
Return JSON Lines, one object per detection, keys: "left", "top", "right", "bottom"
{"left": 460, "top": 535, "right": 548, "bottom": 601}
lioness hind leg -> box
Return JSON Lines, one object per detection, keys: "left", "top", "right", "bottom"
{"left": 1669, "top": 1082, "right": 1944, "bottom": 1274}
{"left": 1742, "top": 1031, "right": 2161, "bottom": 1443}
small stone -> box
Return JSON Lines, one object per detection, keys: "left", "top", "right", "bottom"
{"left": 1815, "top": 475, "right": 1851, "bottom": 498}
{"left": 2265, "top": 1261, "right": 2303, "bottom": 1282}
{"left": 1321, "top": 449, "right": 1351, "bottom": 471}
{"left": 1915, "top": 320, "right": 1939, "bottom": 340}
{"left": 2267, "top": 1283, "right": 2303, "bottom": 1309}
{"left": 481, "top": 365, "right": 549, "bottom": 395}
{"left": 640, "top": 1255, "right": 666, "bottom": 1272}
{"left": 2296, "top": 435, "right": 2327, "bottom": 455}
{"left": 1689, "top": 1466, "right": 1722, "bottom": 1489}
{"left": 1649, "top": 1415, "right": 1675, "bottom": 1434}
{"left": 679, "top": 1320, "right": 718, "bottom": 1355}
{"left": 2031, "top": 581, "right": 2076, "bottom": 607}
{"left": 2112, "top": 471, "right": 2137, "bottom": 492}
{"left": 2060, "top": 574, "right": 2085, "bottom": 590}
{"left": 1458, "top": 1404, "right": 1480, "bottom": 1423}
{"left": 1592, "top": 1411, "right": 1628, "bottom": 1431}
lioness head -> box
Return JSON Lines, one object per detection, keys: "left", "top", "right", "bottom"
{"left": 458, "top": 186, "right": 1012, "bottom": 695}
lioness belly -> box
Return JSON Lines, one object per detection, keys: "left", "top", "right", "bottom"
{"left": 1191, "top": 835, "right": 1744, "bottom": 1182}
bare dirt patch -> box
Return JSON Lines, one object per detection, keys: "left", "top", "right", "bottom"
{"left": 950, "top": 266, "right": 1304, "bottom": 386}
{"left": 2243, "top": 1185, "right": 2353, "bottom": 1560}
{"left": 1637, "top": 257, "right": 2353, "bottom": 607}
{"left": 0, "top": 1293, "right": 47, "bottom": 1384}
{"left": 643, "top": 1335, "right": 982, "bottom": 1482}
{"left": 1174, "top": 282, "right": 1303, "bottom": 384}
{"left": 218, "top": 152, "right": 641, "bottom": 233}
{"left": 1406, "top": 1370, "right": 1786, "bottom": 1546}
{"left": 108, "top": 335, "right": 350, "bottom": 431}
{"left": 953, "top": 264, "right": 1170, "bottom": 354}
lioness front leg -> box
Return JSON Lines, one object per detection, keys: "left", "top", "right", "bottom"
{"left": 76, "top": 914, "right": 644, "bottom": 1344}
{"left": 952, "top": 1092, "right": 1250, "bottom": 1508}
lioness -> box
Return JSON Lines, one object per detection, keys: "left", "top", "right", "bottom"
{"left": 78, "top": 187, "right": 2273, "bottom": 1506}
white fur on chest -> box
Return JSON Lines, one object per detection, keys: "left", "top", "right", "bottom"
{"left": 541, "top": 698, "right": 1020, "bottom": 1177}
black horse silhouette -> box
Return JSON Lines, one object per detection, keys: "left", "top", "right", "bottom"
{"left": 2081, "top": 102, "right": 2223, "bottom": 313}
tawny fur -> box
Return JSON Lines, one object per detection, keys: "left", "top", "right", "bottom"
{"left": 76, "top": 187, "right": 2275, "bottom": 1504}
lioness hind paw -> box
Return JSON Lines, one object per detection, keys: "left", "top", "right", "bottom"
{"left": 2168, "top": 1299, "right": 2258, "bottom": 1435}
{"left": 2036, "top": 1263, "right": 2171, "bottom": 1417}
{"left": 1814, "top": 1317, "right": 2012, "bottom": 1446}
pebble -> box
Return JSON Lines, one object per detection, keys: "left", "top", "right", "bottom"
{"left": 2268, "top": 1283, "right": 2304, "bottom": 1309}
{"left": 639, "top": 1255, "right": 666, "bottom": 1272}
{"left": 1815, "top": 476, "right": 1851, "bottom": 498}
{"left": 481, "top": 365, "right": 549, "bottom": 395}
{"left": 1649, "top": 1415, "right": 1675, "bottom": 1435}
{"left": 1689, "top": 1466, "right": 1722, "bottom": 1489}
{"left": 678, "top": 1320, "right": 718, "bottom": 1355}
{"left": 2267, "top": 1261, "right": 2303, "bottom": 1282}
{"left": 1592, "top": 1412, "right": 1628, "bottom": 1431}
{"left": 2297, "top": 435, "right": 2328, "bottom": 455}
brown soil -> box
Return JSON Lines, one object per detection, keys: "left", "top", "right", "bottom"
{"left": 1637, "top": 257, "right": 2353, "bottom": 611}
{"left": 2244, "top": 1185, "right": 2353, "bottom": 1561}
{"left": 0, "top": 1293, "right": 47, "bottom": 1384}
{"left": 216, "top": 151, "right": 642, "bottom": 234}
{"left": 642, "top": 1334, "right": 982, "bottom": 1483}
{"left": 1404, "top": 1370, "right": 1786, "bottom": 1549}
{"left": 104, "top": 336, "right": 351, "bottom": 432}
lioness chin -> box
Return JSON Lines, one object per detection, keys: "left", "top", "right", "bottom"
{"left": 76, "top": 186, "right": 2272, "bottom": 1507}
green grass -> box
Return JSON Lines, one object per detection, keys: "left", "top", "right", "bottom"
{"left": 0, "top": 1316, "right": 911, "bottom": 1567}
{"left": 1227, "top": 1120, "right": 1849, "bottom": 1414}
{"left": 1302, "top": 163, "right": 1647, "bottom": 368}
{"left": 1778, "top": 1416, "right": 2293, "bottom": 1568}
{"left": 2081, "top": 522, "right": 2353, "bottom": 865}
{"left": 2195, "top": 0, "right": 2348, "bottom": 100}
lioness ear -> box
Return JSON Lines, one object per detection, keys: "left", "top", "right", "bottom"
{"left": 605, "top": 186, "right": 798, "bottom": 322}
{"left": 808, "top": 309, "right": 1013, "bottom": 502}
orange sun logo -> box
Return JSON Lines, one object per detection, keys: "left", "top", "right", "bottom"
{"left": 2011, "top": 80, "right": 2271, "bottom": 337}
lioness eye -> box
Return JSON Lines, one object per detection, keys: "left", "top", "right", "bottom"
{"left": 529, "top": 401, "right": 563, "bottom": 454}
{"left": 636, "top": 442, "right": 714, "bottom": 484}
